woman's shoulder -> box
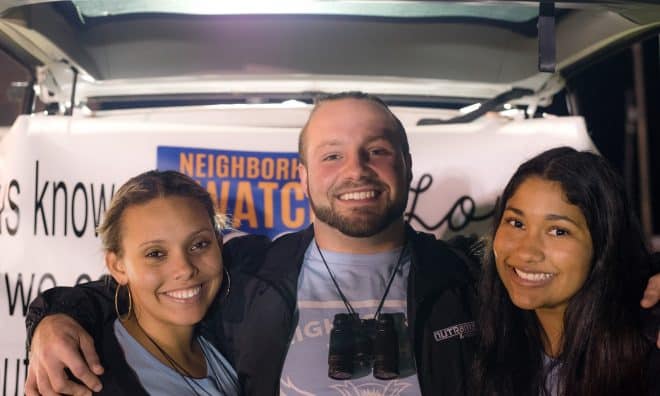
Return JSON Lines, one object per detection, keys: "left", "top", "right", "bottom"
{"left": 94, "top": 320, "right": 150, "bottom": 396}
{"left": 197, "top": 335, "right": 241, "bottom": 395}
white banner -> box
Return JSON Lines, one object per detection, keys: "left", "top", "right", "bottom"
{"left": 0, "top": 105, "right": 595, "bottom": 395}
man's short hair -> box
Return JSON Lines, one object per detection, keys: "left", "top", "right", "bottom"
{"left": 298, "top": 91, "right": 410, "bottom": 165}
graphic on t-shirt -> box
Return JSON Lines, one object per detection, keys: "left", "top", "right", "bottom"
{"left": 331, "top": 380, "right": 411, "bottom": 396}
{"left": 281, "top": 377, "right": 412, "bottom": 396}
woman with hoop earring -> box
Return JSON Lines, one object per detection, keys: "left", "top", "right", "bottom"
{"left": 95, "top": 170, "right": 239, "bottom": 395}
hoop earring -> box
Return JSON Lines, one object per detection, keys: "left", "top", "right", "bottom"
{"left": 114, "top": 283, "right": 132, "bottom": 321}
{"left": 221, "top": 268, "right": 231, "bottom": 300}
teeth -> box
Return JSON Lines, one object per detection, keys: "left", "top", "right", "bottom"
{"left": 514, "top": 268, "right": 554, "bottom": 282}
{"left": 339, "top": 191, "right": 376, "bottom": 200}
{"left": 165, "top": 286, "right": 201, "bottom": 299}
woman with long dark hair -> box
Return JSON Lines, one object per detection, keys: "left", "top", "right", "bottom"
{"left": 473, "top": 146, "right": 658, "bottom": 396}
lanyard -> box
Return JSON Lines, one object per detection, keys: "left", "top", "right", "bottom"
{"left": 314, "top": 240, "right": 407, "bottom": 319}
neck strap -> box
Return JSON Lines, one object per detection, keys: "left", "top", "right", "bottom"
{"left": 314, "top": 240, "right": 407, "bottom": 319}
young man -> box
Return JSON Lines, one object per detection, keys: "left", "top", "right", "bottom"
{"left": 24, "top": 92, "right": 660, "bottom": 396}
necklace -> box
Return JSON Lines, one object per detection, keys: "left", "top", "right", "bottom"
{"left": 133, "top": 320, "right": 219, "bottom": 396}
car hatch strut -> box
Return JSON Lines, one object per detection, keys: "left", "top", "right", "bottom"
{"left": 416, "top": 87, "right": 534, "bottom": 125}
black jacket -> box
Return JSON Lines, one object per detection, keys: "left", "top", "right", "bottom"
{"left": 208, "top": 225, "right": 480, "bottom": 396}
{"left": 27, "top": 225, "right": 480, "bottom": 396}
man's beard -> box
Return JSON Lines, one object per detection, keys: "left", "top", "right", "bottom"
{"left": 308, "top": 183, "right": 407, "bottom": 238}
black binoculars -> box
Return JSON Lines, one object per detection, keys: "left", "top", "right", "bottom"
{"left": 327, "top": 313, "right": 399, "bottom": 380}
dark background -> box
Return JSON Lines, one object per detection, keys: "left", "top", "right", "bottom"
{"left": 567, "top": 37, "right": 659, "bottom": 238}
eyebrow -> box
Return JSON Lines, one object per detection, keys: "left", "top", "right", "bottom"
{"left": 138, "top": 239, "right": 166, "bottom": 248}
{"left": 314, "top": 135, "right": 393, "bottom": 149}
{"left": 504, "top": 206, "right": 581, "bottom": 227}
{"left": 366, "top": 135, "right": 395, "bottom": 145}
{"left": 314, "top": 139, "right": 342, "bottom": 149}
{"left": 137, "top": 227, "right": 212, "bottom": 248}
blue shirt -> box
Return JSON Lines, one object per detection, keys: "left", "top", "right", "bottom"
{"left": 114, "top": 319, "right": 240, "bottom": 395}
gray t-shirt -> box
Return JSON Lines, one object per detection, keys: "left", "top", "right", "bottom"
{"left": 114, "top": 319, "right": 240, "bottom": 395}
{"left": 542, "top": 353, "right": 560, "bottom": 396}
{"left": 280, "top": 241, "right": 422, "bottom": 396}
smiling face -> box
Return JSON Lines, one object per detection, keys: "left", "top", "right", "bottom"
{"left": 493, "top": 177, "right": 594, "bottom": 317}
{"left": 298, "top": 98, "right": 411, "bottom": 238}
{"left": 107, "top": 196, "right": 222, "bottom": 333}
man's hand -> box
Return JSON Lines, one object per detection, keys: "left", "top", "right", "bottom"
{"left": 640, "top": 273, "right": 660, "bottom": 349}
{"left": 25, "top": 314, "right": 104, "bottom": 396}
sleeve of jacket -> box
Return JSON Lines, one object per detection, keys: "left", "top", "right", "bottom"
{"left": 25, "top": 275, "right": 117, "bottom": 349}
{"left": 651, "top": 252, "right": 660, "bottom": 275}
{"left": 223, "top": 233, "right": 271, "bottom": 273}
{"left": 445, "top": 233, "right": 483, "bottom": 281}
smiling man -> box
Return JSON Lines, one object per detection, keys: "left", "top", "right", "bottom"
{"left": 300, "top": 95, "right": 411, "bottom": 247}
{"left": 265, "top": 93, "right": 478, "bottom": 395}
{"left": 24, "top": 92, "right": 660, "bottom": 396}
{"left": 212, "top": 92, "right": 480, "bottom": 395}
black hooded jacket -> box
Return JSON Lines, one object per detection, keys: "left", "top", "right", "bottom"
{"left": 27, "top": 225, "right": 480, "bottom": 396}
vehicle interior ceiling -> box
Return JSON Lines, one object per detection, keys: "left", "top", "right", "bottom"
{"left": 0, "top": 0, "right": 658, "bottom": 117}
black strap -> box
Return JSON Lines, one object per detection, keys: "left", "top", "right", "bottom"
{"left": 315, "top": 240, "right": 407, "bottom": 319}
{"left": 538, "top": 0, "right": 556, "bottom": 73}
{"left": 315, "top": 240, "right": 357, "bottom": 315}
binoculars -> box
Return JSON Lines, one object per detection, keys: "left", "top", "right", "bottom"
{"left": 327, "top": 313, "right": 400, "bottom": 380}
